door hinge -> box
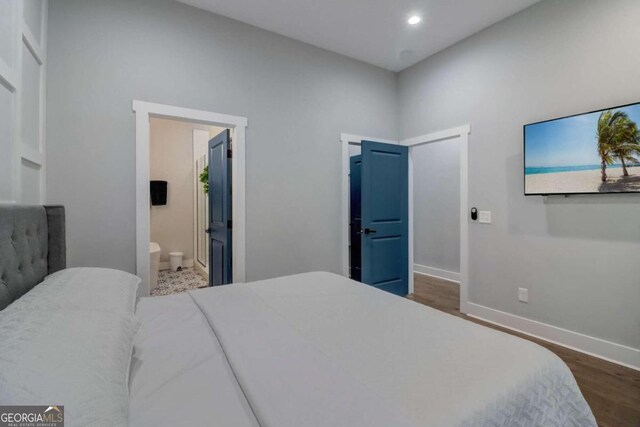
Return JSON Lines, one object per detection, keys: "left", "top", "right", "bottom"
{"left": 227, "top": 149, "right": 232, "bottom": 158}
{"left": 227, "top": 220, "right": 232, "bottom": 229}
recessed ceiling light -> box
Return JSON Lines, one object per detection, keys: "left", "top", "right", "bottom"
{"left": 407, "top": 15, "right": 421, "bottom": 25}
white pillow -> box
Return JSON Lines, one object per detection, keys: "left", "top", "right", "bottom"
{"left": 10, "top": 268, "right": 140, "bottom": 314}
{"left": 0, "top": 307, "right": 140, "bottom": 427}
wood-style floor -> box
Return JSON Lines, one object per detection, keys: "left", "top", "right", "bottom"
{"left": 407, "top": 274, "right": 640, "bottom": 427}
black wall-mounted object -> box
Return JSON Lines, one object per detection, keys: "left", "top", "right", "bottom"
{"left": 470, "top": 207, "right": 478, "bottom": 221}
{"left": 150, "top": 181, "right": 167, "bottom": 206}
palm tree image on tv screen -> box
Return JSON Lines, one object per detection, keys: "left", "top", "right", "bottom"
{"left": 525, "top": 102, "right": 640, "bottom": 195}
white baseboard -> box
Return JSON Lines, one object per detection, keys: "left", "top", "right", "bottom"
{"left": 466, "top": 302, "right": 640, "bottom": 371}
{"left": 413, "top": 263, "right": 460, "bottom": 283}
{"left": 159, "top": 258, "right": 194, "bottom": 271}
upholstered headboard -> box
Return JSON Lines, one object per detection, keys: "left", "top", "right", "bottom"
{"left": 0, "top": 205, "right": 66, "bottom": 310}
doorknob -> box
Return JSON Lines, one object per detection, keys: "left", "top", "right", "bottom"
{"left": 205, "top": 228, "right": 212, "bottom": 234}
{"left": 362, "top": 228, "right": 377, "bottom": 234}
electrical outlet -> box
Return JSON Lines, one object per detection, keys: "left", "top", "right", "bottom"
{"left": 479, "top": 211, "right": 492, "bottom": 224}
{"left": 518, "top": 288, "right": 528, "bottom": 303}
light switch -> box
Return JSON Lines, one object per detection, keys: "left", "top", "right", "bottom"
{"left": 478, "top": 211, "right": 492, "bottom": 224}
{"left": 518, "top": 288, "right": 528, "bottom": 303}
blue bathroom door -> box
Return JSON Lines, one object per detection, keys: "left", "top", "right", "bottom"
{"left": 360, "top": 140, "right": 408, "bottom": 296}
{"left": 349, "top": 155, "right": 362, "bottom": 282}
{"left": 208, "top": 129, "right": 232, "bottom": 286}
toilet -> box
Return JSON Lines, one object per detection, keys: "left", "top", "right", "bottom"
{"left": 150, "top": 242, "right": 161, "bottom": 292}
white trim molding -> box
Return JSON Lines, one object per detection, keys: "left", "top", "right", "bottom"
{"left": 20, "top": 146, "right": 44, "bottom": 165}
{"left": 401, "top": 124, "right": 471, "bottom": 313}
{"left": 133, "top": 100, "right": 248, "bottom": 296}
{"left": 402, "top": 125, "right": 471, "bottom": 147}
{"left": 0, "top": 0, "right": 48, "bottom": 204}
{"left": 0, "top": 59, "right": 17, "bottom": 92}
{"left": 467, "top": 302, "right": 640, "bottom": 371}
{"left": 21, "top": 24, "right": 44, "bottom": 66}
{"left": 413, "top": 264, "right": 460, "bottom": 283}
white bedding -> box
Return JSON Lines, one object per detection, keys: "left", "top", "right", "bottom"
{"left": 0, "top": 268, "right": 142, "bottom": 427}
{"left": 10, "top": 267, "right": 140, "bottom": 313}
{"left": 129, "top": 292, "right": 259, "bottom": 427}
{"left": 130, "top": 272, "right": 596, "bottom": 427}
{"left": 0, "top": 306, "right": 139, "bottom": 427}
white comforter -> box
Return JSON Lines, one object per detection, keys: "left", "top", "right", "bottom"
{"left": 130, "top": 272, "right": 596, "bottom": 427}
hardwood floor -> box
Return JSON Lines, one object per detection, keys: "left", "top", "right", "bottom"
{"left": 407, "top": 274, "right": 640, "bottom": 427}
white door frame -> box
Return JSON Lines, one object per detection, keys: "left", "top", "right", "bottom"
{"left": 133, "top": 100, "right": 248, "bottom": 296}
{"left": 340, "top": 125, "right": 471, "bottom": 314}
{"left": 401, "top": 125, "right": 471, "bottom": 313}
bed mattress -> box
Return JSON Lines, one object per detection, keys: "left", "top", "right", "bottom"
{"left": 129, "top": 292, "right": 259, "bottom": 426}
{"left": 130, "top": 272, "right": 596, "bottom": 426}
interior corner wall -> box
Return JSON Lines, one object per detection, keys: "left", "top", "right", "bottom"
{"left": 45, "top": 0, "right": 398, "bottom": 281}
{"left": 399, "top": 0, "right": 640, "bottom": 350}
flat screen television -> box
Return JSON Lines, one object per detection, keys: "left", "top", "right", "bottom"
{"left": 524, "top": 101, "right": 640, "bottom": 195}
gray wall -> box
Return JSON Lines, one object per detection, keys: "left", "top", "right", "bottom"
{"left": 399, "top": 0, "right": 640, "bottom": 349}
{"left": 413, "top": 139, "right": 460, "bottom": 274}
{"left": 46, "top": 0, "right": 398, "bottom": 280}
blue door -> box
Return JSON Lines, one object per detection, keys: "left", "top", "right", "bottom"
{"left": 361, "top": 140, "right": 409, "bottom": 296}
{"left": 208, "top": 130, "right": 232, "bottom": 286}
{"left": 349, "top": 155, "right": 362, "bottom": 281}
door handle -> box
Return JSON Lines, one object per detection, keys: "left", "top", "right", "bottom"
{"left": 362, "top": 228, "right": 377, "bottom": 235}
{"left": 205, "top": 228, "right": 212, "bottom": 234}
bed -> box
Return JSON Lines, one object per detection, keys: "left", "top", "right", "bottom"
{"left": 0, "top": 205, "right": 597, "bottom": 426}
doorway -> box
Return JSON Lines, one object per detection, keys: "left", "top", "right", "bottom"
{"left": 134, "top": 101, "right": 248, "bottom": 297}
{"left": 412, "top": 137, "right": 461, "bottom": 282}
{"left": 341, "top": 126, "right": 470, "bottom": 312}
{"left": 148, "top": 118, "right": 229, "bottom": 295}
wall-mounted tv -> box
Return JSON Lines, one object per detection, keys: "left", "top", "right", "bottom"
{"left": 524, "top": 102, "right": 640, "bottom": 195}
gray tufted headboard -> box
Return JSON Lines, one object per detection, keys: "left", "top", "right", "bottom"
{"left": 0, "top": 205, "right": 66, "bottom": 310}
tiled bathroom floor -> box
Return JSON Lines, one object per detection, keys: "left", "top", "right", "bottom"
{"left": 151, "top": 268, "right": 209, "bottom": 296}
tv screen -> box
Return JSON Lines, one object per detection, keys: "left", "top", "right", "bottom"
{"left": 524, "top": 102, "right": 640, "bottom": 195}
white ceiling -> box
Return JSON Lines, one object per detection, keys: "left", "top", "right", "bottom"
{"left": 177, "top": 0, "right": 540, "bottom": 71}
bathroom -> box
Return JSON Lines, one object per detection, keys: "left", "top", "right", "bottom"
{"left": 148, "top": 117, "right": 229, "bottom": 295}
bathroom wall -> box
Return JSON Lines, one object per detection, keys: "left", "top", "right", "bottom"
{"left": 149, "top": 117, "right": 221, "bottom": 266}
